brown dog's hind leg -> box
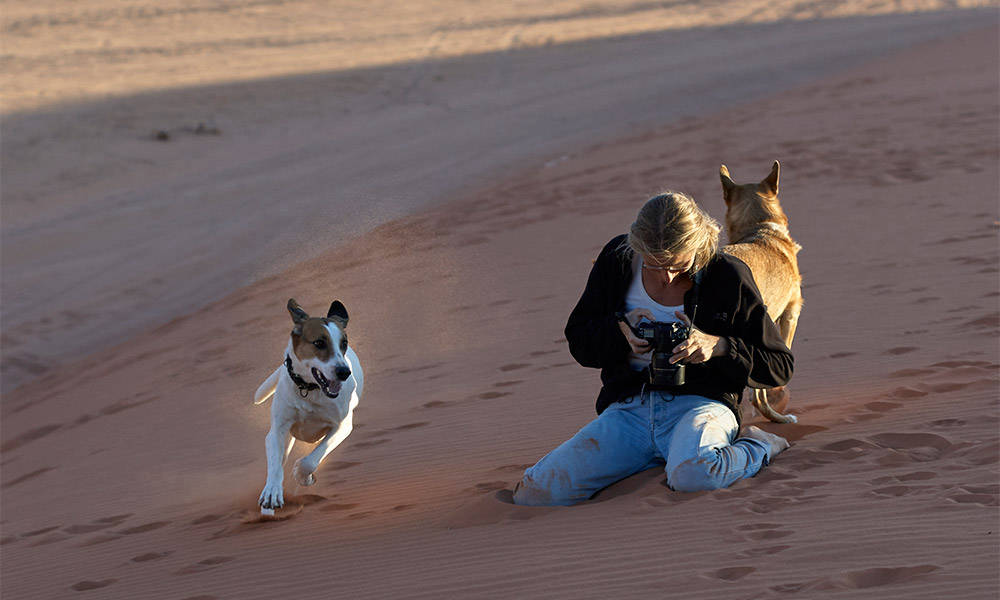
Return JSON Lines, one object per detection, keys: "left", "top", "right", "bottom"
{"left": 753, "top": 297, "right": 802, "bottom": 423}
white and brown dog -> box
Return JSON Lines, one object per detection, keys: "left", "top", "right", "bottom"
{"left": 254, "top": 298, "right": 364, "bottom": 514}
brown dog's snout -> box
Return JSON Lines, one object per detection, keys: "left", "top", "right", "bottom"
{"left": 335, "top": 366, "right": 352, "bottom": 381}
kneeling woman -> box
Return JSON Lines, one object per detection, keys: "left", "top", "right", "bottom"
{"left": 514, "top": 192, "right": 792, "bottom": 506}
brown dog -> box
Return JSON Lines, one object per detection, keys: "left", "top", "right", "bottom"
{"left": 720, "top": 160, "right": 802, "bottom": 423}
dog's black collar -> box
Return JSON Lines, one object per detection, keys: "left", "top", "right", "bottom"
{"left": 285, "top": 355, "right": 319, "bottom": 397}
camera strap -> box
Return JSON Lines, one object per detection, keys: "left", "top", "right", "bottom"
{"left": 687, "top": 268, "right": 703, "bottom": 327}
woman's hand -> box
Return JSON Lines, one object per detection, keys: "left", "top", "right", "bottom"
{"left": 617, "top": 308, "right": 656, "bottom": 354}
{"left": 670, "top": 310, "right": 730, "bottom": 364}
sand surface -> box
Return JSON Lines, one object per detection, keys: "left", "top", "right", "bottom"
{"left": 2, "top": 3, "right": 996, "bottom": 394}
{"left": 2, "top": 3, "right": 999, "bottom": 600}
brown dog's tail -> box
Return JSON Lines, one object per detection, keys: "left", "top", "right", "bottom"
{"left": 751, "top": 388, "right": 798, "bottom": 424}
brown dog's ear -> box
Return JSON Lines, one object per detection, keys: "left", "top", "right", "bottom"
{"left": 287, "top": 298, "right": 309, "bottom": 334}
{"left": 759, "top": 160, "right": 780, "bottom": 197}
{"left": 720, "top": 165, "right": 736, "bottom": 204}
{"left": 327, "top": 300, "right": 349, "bottom": 328}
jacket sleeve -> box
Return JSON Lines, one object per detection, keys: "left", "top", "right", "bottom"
{"left": 711, "top": 268, "right": 794, "bottom": 389}
{"left": 564, "top": 242, "right": 631, "bottom": 369}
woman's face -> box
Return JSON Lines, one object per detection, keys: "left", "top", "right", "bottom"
{"left": 641, "top": 253, "right": 693, "bottom": 285}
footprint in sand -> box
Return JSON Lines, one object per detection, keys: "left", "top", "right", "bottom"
{"left": 3, "top": 466, "right": 57, "bottom": 488}
{"left": 871, "top": 432, "right": 953, "bottom": 464}
{"left": 477, "top": 391, "right": 511, "bottom": 400}
{"left": 390, "top": 422, "right": 429, "bottom": 432}
{"left": 946, "top": 485, "right": 999, "bottom": 507}
{"left": 71, "top": 579, "right": 117, "bottom": 591}
{"left": 118, "top": 521, "right": 170, "bottom": 535}
{"left": 951, "top": 440, "right": 1000, "bottom": 467}
{"left": 493, "top": 380, "right": 523, "bottom": 388}
{"left": 353, "top": 438, "right": 390, "bottom": 448}
{"left": 498, "top": 363, "right": 530, "bottom": 372}
{"left": 528, "top": 349, "right": 560, "bottom": 357}
{"left": 99, "top": 395, "right": 157, "bottom": 416}
{"left": 736, "top": 545, "right": 791, "bottom": 558}
{"left": 960, "top": 311, "right": 1000, "bottom": 331}
{"left": 54, "top": 513, "right": 132, "bottom": 537}
{"left": 927, "top": 418, "right": 965, "bottom": 428}
{"left": 735, "top": 523, "right": 794, "bottom": 541}
{"left": 174, "top": 556, "right": 235, "bottom": 576}
{"left": 884, "top": 346, "right": 918, "bottom": 355}
{"left": 26, "top": 523, "right": 64, "bottom": 538}
{"left": 771, "top": 564, "right": 939, "bottom": 593}
{"left": 132, "top": 551, "right": 172, "bottom": 562}
{"left": 397, "top": 362, "right": 445, "bottom": 375}
{"left": 870, "top": 471, "right": 937, "bottom": 486}
{"left": 707, "top": 566, "right": 755, "bottom": 581}
{"left": 1, "top": 423, "right": 62, "bottom": 452}
{"left": 888, "top": 386, "right": 927, "bottom": 399}
{"left": 190, "top": 514, "right": 225, "bottom": 525}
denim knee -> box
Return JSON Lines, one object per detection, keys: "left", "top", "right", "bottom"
{"left": 666, "top": 452, "right": 727, "bottom": 492}
{"left": 512, "top": 468, "right": 577, "bottom": 506}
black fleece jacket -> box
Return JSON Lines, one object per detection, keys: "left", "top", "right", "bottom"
{"left": 564, "top": 234, "right": 793, "bottom": 419}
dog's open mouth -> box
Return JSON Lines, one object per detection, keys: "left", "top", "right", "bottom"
{"left": 311, "top": 368, "right": 341, "bottom": 398}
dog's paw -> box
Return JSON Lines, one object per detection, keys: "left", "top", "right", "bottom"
{"left": 293, "top": 458, "right": 317, "bottom": 486}
{"left": 259, "top": 483, "right": 285, "bottom": 509}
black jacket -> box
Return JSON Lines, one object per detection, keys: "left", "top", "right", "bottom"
{"left": 564, "top": 234, "right": 793, "bottom": 419}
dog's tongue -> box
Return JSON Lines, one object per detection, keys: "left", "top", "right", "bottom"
{"left": 326, "top": 379, "right": 342, "bottom": 395}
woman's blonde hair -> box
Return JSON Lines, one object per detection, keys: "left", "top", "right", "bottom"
{"left": 626, "top": 191, "right": 720, "bottom": 273}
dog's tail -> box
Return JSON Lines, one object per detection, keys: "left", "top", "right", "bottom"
{"left": 253, "top": 367, "right": 281, "bottom": 405}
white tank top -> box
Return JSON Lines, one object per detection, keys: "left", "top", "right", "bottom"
{"left": 624, "top": 258, "right": 684, "bottom": 370}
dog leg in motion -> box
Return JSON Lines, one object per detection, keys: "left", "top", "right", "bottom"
{"left": 293, "top": 411, "right": 355, "bottom": 486}
{"left": 259, "top": 425, "right": 293, "bottom": 514}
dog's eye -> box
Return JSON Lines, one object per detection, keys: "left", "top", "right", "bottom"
{"left": 313, "top": 339, "right": 327, "bottom": 350}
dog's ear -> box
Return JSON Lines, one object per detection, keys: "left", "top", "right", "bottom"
{"left": 287, "top": 298, "right": 309, "bottom": 334}
{"left": 759, "top": 161, "right": 780, "bottom": 197}
{"left": 720, "top": 165, "right": 736, "bottom": 203}
{"left": 327, "top": 300, "right": 349, "bottom": 327}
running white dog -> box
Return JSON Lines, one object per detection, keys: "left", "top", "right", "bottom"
{"left": 254, "top": 298, "right": 364, "bottom": 514}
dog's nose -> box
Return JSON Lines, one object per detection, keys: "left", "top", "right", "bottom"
{"left": 335, "top": 366, "right": 351, "bottom": 381}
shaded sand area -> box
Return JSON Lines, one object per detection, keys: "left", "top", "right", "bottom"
{"left": 2, "top": 16, "right": 998, "bottom": 600}
{"left": 2, "top": 3, "right": 997, "bottom": 393}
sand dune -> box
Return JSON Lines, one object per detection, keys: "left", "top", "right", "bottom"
{"left": 2, "top": 12, "right": 997, "bottom": 599}
{"left": 2, "top": 5, "right": 997, "bottom": 395}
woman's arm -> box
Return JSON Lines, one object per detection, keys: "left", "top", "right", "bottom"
{"left": 714, "top": 273, "right": 794, "bottom": 389}
{"left": 564, "top": 240, "right": 632, "bottom": 369}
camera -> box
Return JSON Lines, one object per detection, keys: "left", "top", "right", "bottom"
{"left": 635, "top": 321, "right": 691, "bottom": 386}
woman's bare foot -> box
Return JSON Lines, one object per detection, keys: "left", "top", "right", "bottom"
{"left": 743, "top": 425, "right": 790, "bottom": 461}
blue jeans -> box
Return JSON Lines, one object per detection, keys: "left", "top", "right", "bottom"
{"left": 513, "top": 392, "right": 771, "bottom": 506}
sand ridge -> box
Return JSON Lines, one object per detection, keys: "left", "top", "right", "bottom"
{"left": 3, "top": 0, "right": 994, "bottom": 113}
{"left": 2, "top": 20, "right": 998, "bottom": 599}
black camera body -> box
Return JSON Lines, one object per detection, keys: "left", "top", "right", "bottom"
{"left": 635, "top": 321, "right": 691, "bottom": 386}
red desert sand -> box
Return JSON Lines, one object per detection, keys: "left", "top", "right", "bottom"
{"left": 2, "top": 4, "right": 998, "bottom": 600}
